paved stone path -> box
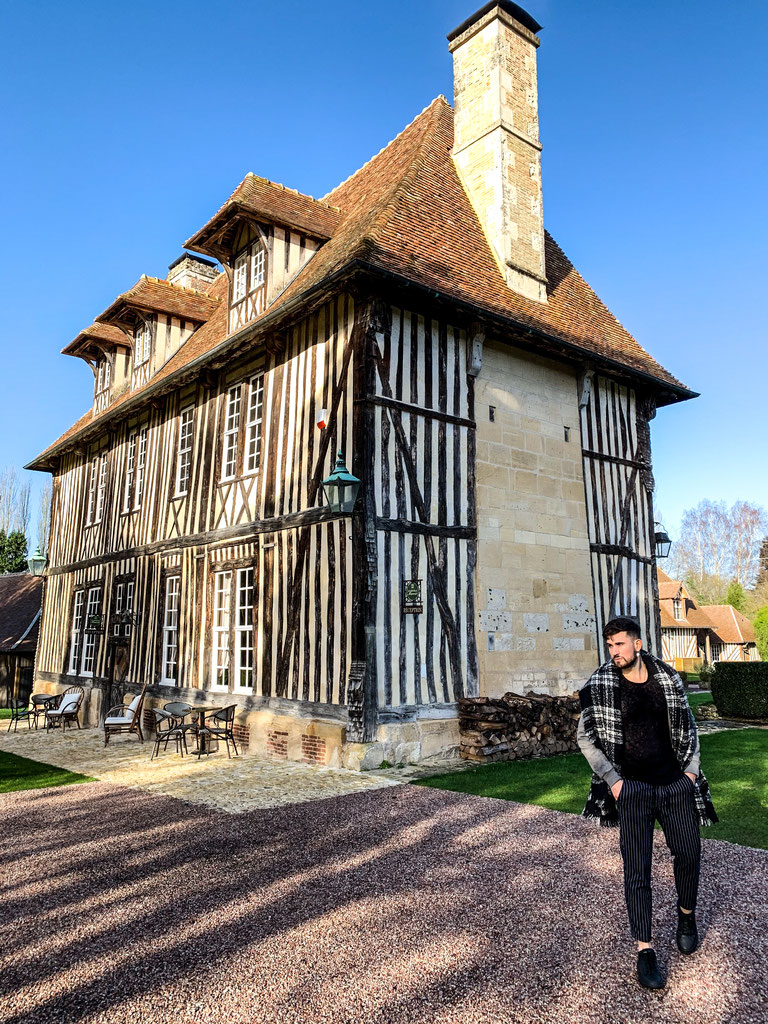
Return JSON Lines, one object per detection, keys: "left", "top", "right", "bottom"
{"left": 0, "top": 726, "right": 406, "bottom": 813}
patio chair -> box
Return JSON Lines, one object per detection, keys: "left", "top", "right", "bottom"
{"left": 7, "top": 699, "right": 33, "bottom": 733}
{"left": 30, "top": 693, "right": 58, "bottom": 729}
{"left": 104, "top": 683, "right": 148, "bottom": 746}
{"left": 206, "top": 704, "right": 239, "bottom": 758}
{"left": 44, "top": 688, "right": 84, "bottom": 732}
{"left": 150, "top": 709, "right": 187, "bottom": 759}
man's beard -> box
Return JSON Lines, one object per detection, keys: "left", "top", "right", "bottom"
{"left": 614, "top": 652, "right": 639, "bottom": 669}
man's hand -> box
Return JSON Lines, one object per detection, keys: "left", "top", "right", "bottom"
{"left": 611, "top": 780, "right": 623, "bottom": 800}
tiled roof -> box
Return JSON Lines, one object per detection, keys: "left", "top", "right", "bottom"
{"left": 98, "top": 276, "right": 220, "bottom": 325}
{"left": 185, "top": 174, "right": 342, "bottom": 258}
{"left": 700, "top": 605, "right": 757, "bottom": 644}
{"left": 658, "top": 581, "right": 683, "bottom": 600}
{"left": 30, "top": 96, "right": 693, "bottom": 468}
{"left": 62, "top": 322, "right": 132, "bottom": 357}
{"left": 0, "top": 573, "right": 43, "bottom": 653}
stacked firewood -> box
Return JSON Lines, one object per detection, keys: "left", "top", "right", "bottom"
{"left": 458, "top": 691, "right": 581, "bottom": 763}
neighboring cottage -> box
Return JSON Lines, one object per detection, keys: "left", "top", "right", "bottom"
{"left": 27, "top": 2, "right": 694, "bottom": 767}
{"left": 658, "top": 568, "right": 760, "bottom": 668}
{"left": 0, "top": 573, "right": 43, "bottom": 706}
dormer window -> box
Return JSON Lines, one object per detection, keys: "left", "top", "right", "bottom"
{"left": 94, "top": 357, "right": 112, "bottom": 412}
{"left": 134, "top": 321, "right": 152, "bottom": 366}
{"left": 673, "top": 597, "right": 683, "bottom": 619}
{"left": 229, "top": 239, "right": 267, "bottom": 332}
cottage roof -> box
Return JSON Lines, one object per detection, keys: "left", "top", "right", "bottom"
{"left": 699, "top": 605, "right": 757, "bottom": 644}
{"left": 61, "top": 322, "right": 132, "bottom": 358}
{"left": 0, "top": 573, "right": 43, "bottom": 653}
{"left": 29, "top": 97, "right": 695, "bottom": 471}
{"left": 97, "top": 276, "right": 220, "bottom": 327}
{"left": 185, "top": 174, "right": 342, "bottom": 261}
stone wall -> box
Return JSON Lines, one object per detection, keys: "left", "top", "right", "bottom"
{"left": 473, "top": 343, "right": 598, "bottom": 698}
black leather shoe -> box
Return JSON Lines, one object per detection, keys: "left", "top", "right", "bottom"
{"left": 677, "top": 909, "right": 699, "bottom": 954}
{"left": 637, "top": 948, "right": 665, "bottom": 989}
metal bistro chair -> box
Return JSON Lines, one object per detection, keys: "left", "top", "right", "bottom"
{"left": 7, "top": 699, "right": 34, "bottom": 733}
{"left": 151, "top": 709, "right": 187, "bottom": 759}
{"left": 30, "top": 693, "right": 58, "bottom": 729}
{"left": 163, "top": 701, "right": 195, "bottom": 747}
{"left": 206, "top": 704, "right": 239, "bottom": 759}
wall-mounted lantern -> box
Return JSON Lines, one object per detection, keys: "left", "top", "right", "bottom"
{"left": 27, "top": 546, "right": 47, "bottom": 577}
{"left": 322, "top": 451, "right": 360, "bottom": 515}
{"left": 653, "top": 523, "right": 672, "bottom": 560}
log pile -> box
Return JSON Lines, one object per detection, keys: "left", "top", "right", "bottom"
{"left": 458, "top": 691, "right": 581, "bottom": 763}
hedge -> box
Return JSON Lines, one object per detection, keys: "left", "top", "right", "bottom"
{"left": 711, "top": 662, "right": 768, "bottom": 719}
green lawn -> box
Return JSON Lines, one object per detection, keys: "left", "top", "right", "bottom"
{"left": 0, "top": 751, "right": 94, "bottom": 794}
{"left": 687, "top": 691, "right": 713, "bottom": 713}
{"left": 415, "top": 728, "right": 768, "bottom": 850}
{"left": 0, "top": 709, "right": 12, "bottom": 720}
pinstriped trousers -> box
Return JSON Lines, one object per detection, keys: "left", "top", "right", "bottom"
{"left": 617, "top": 775, "right": 701, "bottom": 942}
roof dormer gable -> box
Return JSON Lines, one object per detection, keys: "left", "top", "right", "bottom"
{"left": 184, "top": 174, "right": 341, "bottom": 335}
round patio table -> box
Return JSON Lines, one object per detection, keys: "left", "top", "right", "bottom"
{"left": 186, "top": 706, "right": 220, "bottom": 756}
{"left": 30, "top": 694, "right": 57, "bottom": 729}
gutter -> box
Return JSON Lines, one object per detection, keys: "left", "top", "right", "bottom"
{"left": 26, "top": 256, "right": 695, "bottom": 470}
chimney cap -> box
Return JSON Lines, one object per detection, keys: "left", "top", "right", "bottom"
{"left": 168, "top": 251, "right": 218, "bottom": 272}
{"left": 447, "top": 1, "right": 542, "bottom": 43}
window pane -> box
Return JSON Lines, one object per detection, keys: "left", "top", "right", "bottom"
{"left": 176, "top": 407, "right": 194, "bottom": 495}
{"left": 212, "top": 570, "right": 231, "bottom": 689}
{"left": 245, "top": 376, "right": 264, "bottom": 474}
{"left": 233, "top": 253, "right": 247, "bottom": 302}
{"left": 222, "top": 386, "right": 241, "bottom": 479}
{"left": 162, "top": 576, "right": 181, "bottom": 683}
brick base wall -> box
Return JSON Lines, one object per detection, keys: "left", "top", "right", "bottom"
{"left": 301, "top": 734, "right": 327, "bottom": 764}
{"left": 233, "top": 722, "right": 250, "bottom": 752}
{"left": 267, "top": 729, "right": 288, "bottom": 759}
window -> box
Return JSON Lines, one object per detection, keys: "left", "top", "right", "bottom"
{"left": 210, "top": 568, "right": 255, "bottom": 693}
{"left": 222, "top": 386, "right": 241, "bottom": 480}
{"left": 86, "top": 453, "right": 107, "bottom": 526}
{"left": 673, "top": 597, "right": 683, "bottom": 619}
{"left": 68, "top": 590, "right": 85, "bottom": 674}
{"left": 250, "top": 243, "right": 265, "bottom": 289}
{"left": 124, "top": 427, "right": 148, "bottom": 511}
{"left": 244, "top": 375, "right": 264, "bottom": 474}
{"left": 211, "top": 570, "right": 232, "bottom": 690}
{"left": 220, "top": 376, "right": 264, "bottom": 481}
{"left": 234, "top": 567, "right": 254, "bottom": 691}
{"left": 68, "top": 585, "right": 101, "bottom": 677}
{"left": 134, "top": 321, "right": 152, "bottom": 366}
{"left": 95, "top": 358, "right": 111, "bottom": 397}
{"left": 162, "top": 576, "right": 181, "bottom": 684}
{"left": 112, "top": 578, "right": 135, "bottom": 641}
{"left": 81, "top": 587, "right": 101, "bottom": 676}
{"left": 233, "top": 252, "right": 247, "bottom": 303}
{"left": 175, "top": 407, "right": 194, "bottom": 496}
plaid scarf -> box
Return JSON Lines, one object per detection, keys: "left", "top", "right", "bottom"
{"left": 579, "top": 652, "right": 718, "bottom": 828}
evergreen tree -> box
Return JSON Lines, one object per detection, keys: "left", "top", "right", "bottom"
{"left": 725, "top": 580, "right": 747, "bottom": 613}
{"left": 753, "top": 606, "right": 768, "bottom": 661}
{"left": 0, "top": 529, "right": 29, "bottom": 573}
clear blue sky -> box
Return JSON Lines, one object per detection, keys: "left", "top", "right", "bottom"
{"left": 2, "top": 0, "right": 766, "bottom": 546}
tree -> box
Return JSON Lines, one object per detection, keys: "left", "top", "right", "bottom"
{"left": 671, "top": 500, "right": 768, "bottom": 595}
{"left": 0, "top": 466, "right": 31, "bottom": 535}
{"left": 0, "top": 530, "right": 29, "bottom": 573}
{"left": 754, "top": 606, "right": 768, "bottom": 661}
{"left": 725, "top": 580, "right": 747, "bottom": 613}
{"left": 36, "top": 480, "right": 52, "bottom": 556}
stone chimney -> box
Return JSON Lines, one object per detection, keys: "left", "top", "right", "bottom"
{"left": 449, "top": 1, "right": 547, "bottom": 303}
{"left": 167, "top": 252, "right": 219, "bottom": 291}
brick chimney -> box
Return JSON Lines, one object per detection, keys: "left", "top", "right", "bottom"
{"left": 167, "top": 252, "right": 219, "bottom": 291}
{"left": 449, "top": 1, "right": 547, "bottom": 303}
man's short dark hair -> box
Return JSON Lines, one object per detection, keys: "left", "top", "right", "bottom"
{"left": 602, "top": 616, "right": 642, "bottom": 642}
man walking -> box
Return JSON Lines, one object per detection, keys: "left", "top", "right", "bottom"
{"left": 577, "top": 616, "right": 717, "bottom": 989}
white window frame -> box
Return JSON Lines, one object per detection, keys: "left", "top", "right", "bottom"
{"left": 124, "top": 434, "right": 136, "bottom": 512}
{"left": 86, "top": 455, "right": 98, "bottom": 525}
{"left": 233, "top": 252, "right": 247, "bottom": 303}
{"left": 95, "top": 452, "right": 108, "bottom": 522}
{"left": 81, "top": 586, "right": 101, "bottom": 677}
{"left": 221, "top": 386, "right": 241, "bottom": 481}
{"left": 134, "top": 427, "right": 147, "bottom": 509}
{"left": 244, "top": 375, "right": 264, "bottom": 475}
{"left": 175, "top": 407, "right": 194, "bottom": 496}
{"left": 68, "top": 590, "right": 85, "bottom": 674}
{"left": 233, "top": 567, "right": 255, "bottom": 692}
{"left": 161, "top": 576, "right": 181, "bottom": 684}
{"left": 211, "top": 570, "right": 232, "bottom": 690}
{"left": 250, "top": 242, "right": 265, "bottom": 290}
{"left": 134, "top": 321, "right": 151, "bottom": 367}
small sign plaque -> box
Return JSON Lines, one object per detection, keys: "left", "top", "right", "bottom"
{"left": 402, "top": 578, "right": 423, "bottom": 615}
{"left": 84, "top": 614, "right": 105, "bottom": 635}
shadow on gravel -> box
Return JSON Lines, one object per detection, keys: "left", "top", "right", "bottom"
{"left": 0, "top": 781, "right": 766, "bottom": 1024}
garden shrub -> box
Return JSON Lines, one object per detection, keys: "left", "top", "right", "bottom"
{"left": 711, "top": 662, "right": 768, "bottom": 719}
{"left": 699, "top": 663, "right": 715, "bottom": 684}
{"left": 678, "top": 670, "right": 688, "bottom": 683}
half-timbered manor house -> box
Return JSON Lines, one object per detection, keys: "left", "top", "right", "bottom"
{"left": 28, "top": 2, "right": 695, "bottom": 767}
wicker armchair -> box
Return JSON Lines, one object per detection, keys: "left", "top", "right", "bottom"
{"left": 104, "top": 683, "right": 148, "bottom": 746}
{"left": 44, "top": 687, "right": 84, "bottom": 732}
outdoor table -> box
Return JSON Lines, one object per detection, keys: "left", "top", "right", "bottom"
{"left": 187, "top": 706, "right": 220, "bottom": 756}
{"left": 30, "top": 694, "right": 57, "bottom": 729}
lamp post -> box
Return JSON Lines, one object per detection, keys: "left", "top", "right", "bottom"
{"left": 27, "top": 546, "right": 47, "bottom": 577}
{"left": 653, "top": 524, "right": 672, "bottom": 560}
{"left": 322, "top": 451, "right": 361, "bottom": 515}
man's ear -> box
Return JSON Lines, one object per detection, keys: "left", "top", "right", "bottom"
{"left": 634, "top": 637, "right": 643, "bottom": 651}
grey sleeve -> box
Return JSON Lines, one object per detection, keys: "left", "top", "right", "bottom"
{"left": 682, "top": 715, "right": 701, "bottom": 777}
{"left": 577, "top": 714, "right": 621, "bottom": 788}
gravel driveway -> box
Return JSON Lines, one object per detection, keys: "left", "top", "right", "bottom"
{"left": 1, "top": 782, "right": 765, "bottom": 1024}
